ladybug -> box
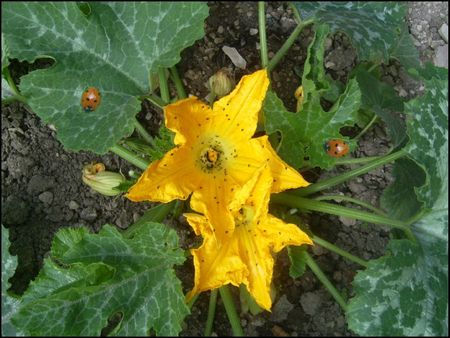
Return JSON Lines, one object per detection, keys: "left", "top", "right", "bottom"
{"left": 81, "top": 87, "right": 101, "bottom": 112}
{"left": 325, "top": 139, "right": 349, "bottom": 158}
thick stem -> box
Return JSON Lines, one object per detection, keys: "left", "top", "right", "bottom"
{"left": 133, "top": 118, "right": 155, "bottom": 146}
{"left": 3, "top": 66, "right": 21, "bottom": 97}
{"left": 304, "top": 252, "right": 348, "bottom": 311}
{"left": 334, "top": 156, "right": 382, "bottom": 166}
{"left": 109, "top": 144, "right": 150, "bottom": 171}
{"left": 267, "top": 19, "right": 314, "bottom": 71}
{"left": 187, "top": 294, "right": 199, "bottom": 310}
{"left": 258, "top": 1, "right": 269, "bottom": 68}
{"left": 142, "top": 94, "right": 165, "bottom": 110}
{"left": 311, "top": 235, "right": 368, "bottom": 267}
{"left": 204, "top": 289, "right": 218, "bottom": 336}
{"left": 169, "top": 65, "right": 187, "bottom": 99}
{"left": 295, "top": 149, "right": 407, "bottom": 197}
{"left": 2, "top": 95, "right": 28, "bottom": 105}
{"left": 313, "top": 194, "right": 387, "bottom": 216}
{"left": 272, "top": 193, "right": 417, "bottom": 242}
{"left": 158, "top": 67, "right": 170, "bottom": 104}
{"left": 219, "top": 286, "right": 244, "bottom": 336}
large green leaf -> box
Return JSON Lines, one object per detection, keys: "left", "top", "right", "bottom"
{"left": 353, "top": 66, "right": 407, "bottom": 148}
{"left": 380, "top": 158, "right": 426, "bottom": 221}
{"left": 404, "top": 65, "right": 448, "bottom": 209}
{"left": 264, "top": 24, "right": 361, "bottom": 170}
{"left": 294, "top": 2, "right": 406, "bottom": 63}
{"left": 348, "top": 63, "right": 448, "bottom": 336}
{"left": 1, "top": 2, "right": 209, "bottom": 153}
{"left": 12, "top": 223, "right": 189, "bottom": 336}
{"left": 389, "top": 23, "right": 421, "bottom": 72}
{"left": 1, "top": 226, "right": 23, "bottom": 336}
{"left": 347, "top": 236, "right": 448, "bottom": 336}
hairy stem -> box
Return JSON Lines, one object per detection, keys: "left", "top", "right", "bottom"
{"left": 354, "top": 114, "right": 378, "bottom": 140}
{"left": 170, "top": 65, "right": 187, "bottom": 99}
{"left": 267, "top": 19, "right": 314, "bottom": 71}
{"left": 133, "top": 118, "right": 155, "bottom": 146}
{"left": 272, "top": 193, "right": 417, "bottom": 242}
{"left": 258, "top": 1, "right": 269, "bottom": 68}
{"left": 219, "top": 286, "right": 244, "bottom": 336}
{"left": 158, "top": 67, "right": 170, "bottom": 104}
{"left": 313, "top": 194, "right": 387, "bottom": 216}
{"left": 109, "top": 144, "right": 150, "bottom": 171}
{"left": 295, "top": 149, "right": 407, "bottom": 197}
{"left": 304, "top": 252, "right": 348, "bottom": 311}
{"left": 311, "top": 234, "right": 368, "bottom": 267}
{"left": 204, "top": 289, "right": 218, "bottom": 336}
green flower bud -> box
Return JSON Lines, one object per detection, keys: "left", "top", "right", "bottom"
{"left": 208, "top": 68, "right": 234, "bottom": 98}
{"left": 82, "top": 163, "right": 125, "bottom": 196}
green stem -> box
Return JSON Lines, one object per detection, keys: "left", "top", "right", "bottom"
{"left": 2, "top": 95, "right": 28, "bottom": 105}
{"left": 158, "top": 67, "right": 170, "bottom": 104}
{"left": 304, "top": 252, "right": 347, "bottom": 311}
{"left": 311, "top": 235, "right": 368, "bottom": 267}
{"left": 142, "top": 94, "right": 165, "bottom": 109}
{"left": 295, "top": 149, "right": 407, "bottom": 197}
{"left": 258, "top": 1, "right": 269, "bottom": 68}
{"left": 133, "top": 118, "right": 155, "bottom": 146}
{"left": 313, "top": 194, "right": 387, "bottom": 216}
{"left": 272, "top": 193, "right": 417, "bottom": 242}
{"left": 204, "top": 289, "right": 218, "bottom": 336}
{"left": 3, "top": 66, "right": 21, "bottom": 97}
{"left": 289, "top": 2, "right": 302, "bottom": 24}
{"left": 109, "top": 144, "right": 150, "bottom": 171}
{"left": 367, "top": 62, "right": 380, "bottom": 73}
{"left": 354, "top": 114, "right": 378, "bottom": 140}
{"left": 219, "top": 286, "right": 244, "bottom": 337}
{"left": 334, "top": 155, "right": 382, "bottom": 166}
{"left": 267, "top": 19, "right": 314, "bottom": 71}
{"left": 169, "top": 65, "right": 187, "bottom": 99}
{"left": 188, "top": 294, "right": 200, "bottom": 310}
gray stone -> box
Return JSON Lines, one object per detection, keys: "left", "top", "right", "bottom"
{"left": 439, "top": 23, "right": 448, "bottom": 43}
{"left": 27, "top": 175, "right": 55, "bottom": 195}
{"left": 339, "top": 216, "right": 357, "bottom": 227}
{"left": 249, "top": 28, "right": 258, "bottom": 36}
{"left": 38, "top": 191, "right": 53, "bottom": 204}
{"left": 80, "top": 207, "right": 97, "bottom": 222}
{"left": 300, "top": 291, "right": 322, "bottom": 316}
{"left": 434, "top": 45, "right": 448, "bottom": 68}
{"left": 271, "top": 295, "right": 294, "bottom": 322}
{"left": 68, "top": 200, "right": 79, "bottom": 210}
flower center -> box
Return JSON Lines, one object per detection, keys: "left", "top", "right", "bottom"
{"left": 196, "top": 135, "right": 234, "bottom": 174}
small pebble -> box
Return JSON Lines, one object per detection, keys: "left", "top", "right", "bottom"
{"left": 68, "top": 200, "right": 79, "bottom": 210}
{"left": 249, "top": 28, "right": 258, "bottom": 36}
{"left": 438, "top": 23, "right": 448, "bottom": 43}
{"left": 217, "top": 25, "right": 224, "bottom": 34}
{"left": 38, "top": 191, "right": 53, "bottom": 204}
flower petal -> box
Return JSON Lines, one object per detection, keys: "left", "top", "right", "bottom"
{"left": 256, "top": 136, "right": 310, "bottom": 192}
{"left": 211, "top": 69, "right": 270, "bottom": 141}
{"left": 261, "top": 214, "right": 313, "bottom": 253}
{"left": 165, "top": 97, "right": 215, "bottom": 145}
{"left": 185, "top": 213, "right": 246, "bottom": 301}
{"left": 126, "top": 145, "right": 200, "bottom": 202}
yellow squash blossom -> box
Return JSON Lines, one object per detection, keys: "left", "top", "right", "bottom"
{"left": 184, "top": 165, "right": 313, "bottom": 311}
{"left": 126, "top": 69, "right": 309, "bottom": 238}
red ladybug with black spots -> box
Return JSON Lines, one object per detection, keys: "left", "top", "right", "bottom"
{"left": 325, "top": 139, "right": 349, "bottom": 158}
{"left": 81, "top": 87, "right": 101, "bottom": 112}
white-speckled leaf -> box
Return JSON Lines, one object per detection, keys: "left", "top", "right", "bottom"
{"left": 11, "top": 223, "right": 189, "bottom": 336}
{"left": 404, "top": 64, "right": 448, "bottom": 209}
{"left": 1, "top": 2, "right": 209, "bottom": 153}
{"left": 264, "top": 25, "right": 361, "bottom": 169}
{"left": 2, "top": 226, "right": 24, "bottom": 336}
{"left": 294, "top": 2, "right": 406, "bottom": 62}
{"left": 348, "top": 63, "right": 448, "bottom": 337}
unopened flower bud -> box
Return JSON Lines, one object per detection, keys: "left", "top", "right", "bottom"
{"left": 208, "top": 69, "right": 234, "bottom": 98}
{"left": 82, "top": 163, "right": 125, "bottom": 196}
{"left": 295, "top": 85, "right": 304, "bottom": 112}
